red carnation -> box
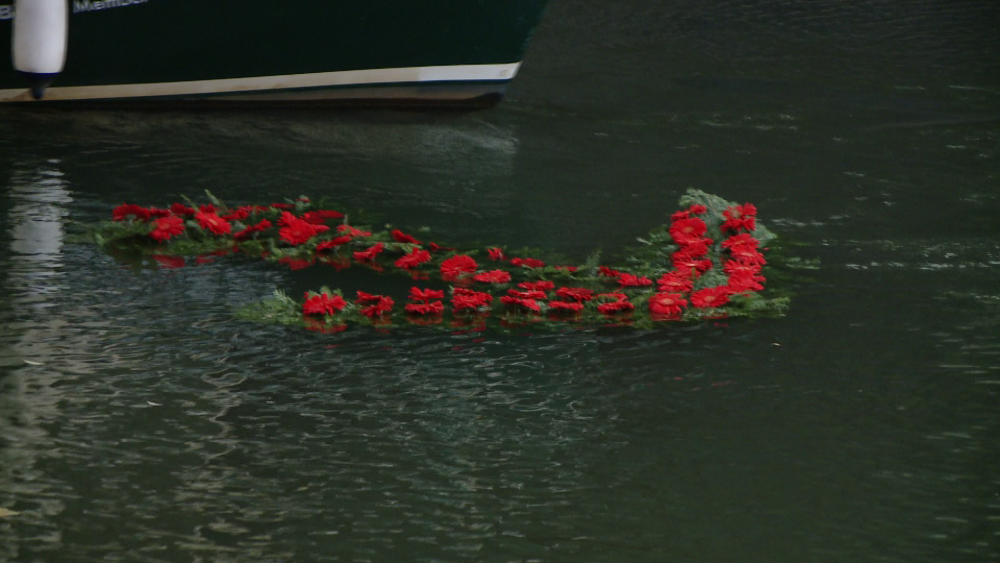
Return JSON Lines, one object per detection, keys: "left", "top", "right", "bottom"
{"left": 441, "top": 255, "right": 478, "bottom": 278}
{"left": 690, "top": 286, "right": 732, "bottom": 309}
{"left": 302, "top": 292, "right": 347, "bottom": 316}
{"left": 518, "top": 280, "right": 555, "bottom": 292}
{"left": 113, "top": 203, "right": 152, "bottom": 222}
{"left": 302, "top": 210, "right": 343, "bottom": 224}
{"left": 597, "top": 299, "right": 634, "bottom": 315}
{"left": 657, "top": 271, "right": 694, "bottom": 293}
{"left": 617, "top": 273, "right": 653, "bottom": 287}
{"left": 150, "top": 215, "right": 185, "bottom": 242}
{"left": 356, "top": 292, "right": 394, "bottom": 318}
{"left": 510, "top": 257, "right": 545, "bottom": 268}
{"left": 451, "top": 288, "right": 493, "bottom": 313}
{"left": 649, "top": 292, "right": 688, "bottom": 318}
{"left": 405, "top": 301, "right": 445, "bottom": 315}
{"left": 278, "top": 212, "right": 328, "bottom": 245}
{"left": 547, "top": 300, "right": 585, "bottom": 313}
{"left": 234, "top": 218, "right": 272, "bottom": 241}
{"left": 409, "top": 287, "right": 445, "bottom": 301}
{"left": 316, "top": 236, "right": 353, "bottom": 251}
{"left": 488, "top": 247, "right": 506, "bottom": 261}
{"left": 507, "top": 289, "right": 547, "bottom": 300}
{"left": 353, "top": 243, "right": 385, "bottom": 262}
{"left": 599, "top": 266, "right": 622, "bottom": 279}
{"left": 722, "top": 203, "right": 757, "bottom": 233}
{"left": 336, "top": 224, "right": 371, "bottom": 238}
{"left": 669, "top": 217, "right": 710, "bottom": 246}
{"left": 395, "top": 248, "right": 431, "bottom": 269}
{"left": 391, "top": 229, "right": 421, "bottom": 244}
{"left": 473, "top": 270, "right": 511, "bottom": 284}
{"left": 555, "top": 287, "right": 594, "bottom": 302}
{"left": 195, "top": 211, "right": 232, "bottom": 235}
{"left": 169, "top": 203, "right": 196, "bottom": 216}
{"left": 500, "top": 296, "right": 541, "bottom": 313}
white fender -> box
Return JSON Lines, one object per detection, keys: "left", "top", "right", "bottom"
{"left": 12, "top": 0, "right": 69, "bottom": 99}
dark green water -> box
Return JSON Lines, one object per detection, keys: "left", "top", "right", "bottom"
{"left": 2, "top": 1, "right": 999, "bottom": 561}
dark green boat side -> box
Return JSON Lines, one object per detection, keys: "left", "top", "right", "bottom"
{"left": 0, "top": 0, "right": 549, "bottom": 106}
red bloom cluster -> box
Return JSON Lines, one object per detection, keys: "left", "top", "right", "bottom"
{"left": 473, "top": 270, "right": 511, "bottom": 284}
{"left": 405, "top": 287, "right": 445, "bottom": 315}
{"left": 105, "top": 192, "right": 773, "bottom": 329}
{"left": 395, "top": 248, "right": 432, "bottom": 269}
{"left": 303, "top": 292, "right": 347, "bottom": 316}
{"left": 356, "top": 291, "right": 394, "bottom": 318}
{"left": 440, "top": 255, "right": 478, "bottom": 279}
{"left": 452, "top": 288, "right": 493, "bottom": 313}
{"left": 150, "top": 216, "right": 185, "bottom": 242}
{"left": 279, "top": 211, "right": 329, "bottom": 245}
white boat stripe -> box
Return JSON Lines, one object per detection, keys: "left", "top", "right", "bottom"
{"left": 0, "top": 62, "right": 522, "bottom": 101}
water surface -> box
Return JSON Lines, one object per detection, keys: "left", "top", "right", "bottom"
{"left": 2, "top": 1, "right": 999, "bottom": 561}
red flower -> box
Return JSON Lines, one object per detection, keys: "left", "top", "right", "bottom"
{"left": 356, "top": 292, "right": 394, "bottom": 318}
{"left": 316, "top": 236, "right": 353, "bottom": 251}
{"left": 222, "top": 206, "right": 253, "bottom": 222}
{"left": 598, "top": 266, "right": 622, "bottom": 279}
{"left": 727, "top": 271, "right": 765, "bottom": 292}
{"left": 518, "top": 280, "right": 555, "bottom": 292}
{"left": 441, "top": 255, "right": 478, "bottom": 278}
{"left": 673, "top": 241, "right": 709, "bottom": 260}
{"left": 672, "top": 256, "right": 713, "bottom": 277}
{"left": 722, "top": 203, "right": 757, "bottom": 233}
{"left": 488, "top": 247, "right": 506, "bottom": 261}
{"left": 337, "top": 224, "right": 371, "bottom": 237}
{"left": 688, "top": 204, "right": 707, "bottom": 215}
{"left": 234, "top": 218, "right": 272, "bottom": 241}
{"left": 278, "top": 256, "right": 315, "bottom": 270}
{"left": 500, "top": 295, "right": 541, "bottom": 313}
{"left": 510, "top": 257, "right": 545, "bottom": 268}
{"left": 150, "top": 215, "right": 185, "bottom": 242}
{"left": 547, "top": 300, "right": 585, "bottom": 313}
{"left": 391, "top": 229, "right": 421, "bottom": 244}
{"left": 597, "top": 299, "right": 634, "bottom": 315}
{"left": 473, "top": 270, "right": 511, "bottom": 284}
{"left": 596, "top": 291, "right": 629, "bottom": 302}
{"left": 152, "top": 253, "right": 185, "bottom": 269}
{"left": 353, "top": 243, "right": 385, "bottom": 261}
{"left": 690, "top": 286, "right": 732, "bottom": 309}
{"left": 669, "top": 217, "right": 710, "bottom": 246}
{"left": 395, "top": 248, "right": 431, "bottom": 269}
{"left": 507, "top": 289, "right": 547, "bottom": 300}
{"left": 169, "top": 203, "right": 196, "bottom": 216}
{"left": 649, "top": 292, "right": 688, "bottom": 317}
{"left": 617, "top": 273, "right": 653, "bottom": 287}
{"left": 657, "top": 271, "right": 694, "bottom": 293}
{"left": 195, "top": 211, "right": 232, "bottom": 235}
{"left": 113, "top": 203, "right": 151, "bottom": 222}
{"left": 271, "top": 203, "right": 295, "bottom": 210}
{"left": 451, "top": 288, "right": 493, "bottom": 313}
{"left": 405, "top": 301, "right": 444, "bottom": 315}
{"left": 278, "top": 212, "right": 329, "bottom": 245}
{"left": 302, "top": 210, "right": 343, "bottom": 224}
{"left": 555, "top": 287, "right": 594, "bottom": 302}
{"left": 409, "top": 287, "right": 445, "bottom": 301}
{"left": 302, "top": 292, "right": 347, "bottom": 316}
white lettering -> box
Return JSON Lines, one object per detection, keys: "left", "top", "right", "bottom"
{"left": 73, "top": 0, "right": 148, "bottom": 13}
{"left": 0, "top": 5, "right": 12, "bottom": 21}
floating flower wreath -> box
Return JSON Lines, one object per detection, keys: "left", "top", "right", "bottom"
{"left": 88, "top": 189, "right": 788, "bottom": 333}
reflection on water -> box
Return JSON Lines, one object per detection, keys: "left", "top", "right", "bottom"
{"left": 1, "top": 0, "right": 999, "bottom": 561}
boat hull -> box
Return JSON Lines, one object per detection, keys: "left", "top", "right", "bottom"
{"left": 0, "top": 0, "right": 548, "bottom": 106}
